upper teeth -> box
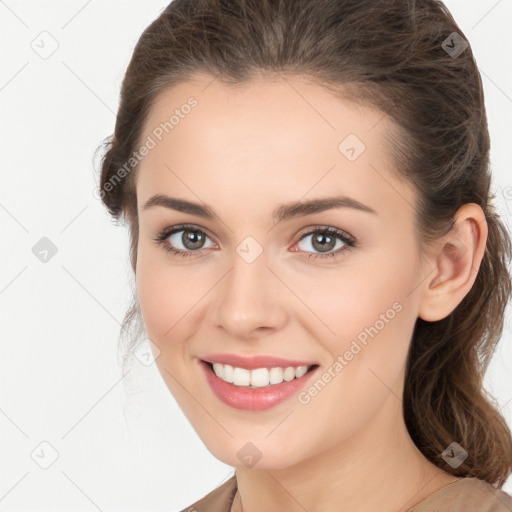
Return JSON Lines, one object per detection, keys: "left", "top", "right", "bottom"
{"left": 212, "top": 363, "right": 310, "bottom": 388}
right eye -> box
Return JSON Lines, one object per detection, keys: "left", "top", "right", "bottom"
{"left": 153, "top": 224, "right": 216, "bottom": 258}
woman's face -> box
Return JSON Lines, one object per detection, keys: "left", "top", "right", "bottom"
{"left": 134, "top": 74, "right": 427, "bottom": 469}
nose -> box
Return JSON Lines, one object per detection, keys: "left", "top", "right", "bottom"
{"left": 212, "top": 247, "right": 288, "bottom": 340}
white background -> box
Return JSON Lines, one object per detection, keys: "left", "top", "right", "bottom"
{"left": 0, "top": 0, "right": 511, "bottom": 510}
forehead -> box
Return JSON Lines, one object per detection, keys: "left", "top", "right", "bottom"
{"left": 136, "top": 74, "right": 414, "bottom": 220}
{"left": 142, "top": 74, "right": 386, "bottom": 148}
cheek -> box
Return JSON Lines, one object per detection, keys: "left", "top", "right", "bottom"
{"left": 135, "top": 246, "right": 220, "bottom": 365}
{"left": 136, "top": 263, "right": 168, "bottom": 337}
{"left": 135, "top": 247, "right": 191, "bottom": 341}
{"left": 294, "top": 270, "right": 416, "bottom": 443}
{"left": 297, "top": 265, "right": 410, "bottom": 343}
{"left": 298, "top": 252, "right": 418, "bottom": 386}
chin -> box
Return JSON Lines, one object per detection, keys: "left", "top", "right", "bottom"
{"left": 201, "top": 435, "right": 306, "bottom": 470}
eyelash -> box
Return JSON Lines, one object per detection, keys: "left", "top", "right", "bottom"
{"left": 153, "top": 223, "right": 356, "bottom": 260}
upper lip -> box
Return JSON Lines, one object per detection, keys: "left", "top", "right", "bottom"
{"left": 201, "top": 353, "right": 317, "bottom": 370}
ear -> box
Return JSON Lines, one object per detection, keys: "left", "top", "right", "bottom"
{"left": 418, "top": 203, "right": 488, "bottom": 322}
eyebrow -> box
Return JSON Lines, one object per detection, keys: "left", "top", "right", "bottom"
{"left": 142, "top": 194, "right": 377, "bottom": 222}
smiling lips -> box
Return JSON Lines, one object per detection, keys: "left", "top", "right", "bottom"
{"left": 200, "top": 353, "right": 319, "bottom": 410}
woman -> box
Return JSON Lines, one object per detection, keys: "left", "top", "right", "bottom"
{"left": 97, "top": 0, "right": 512, "bottom": 510}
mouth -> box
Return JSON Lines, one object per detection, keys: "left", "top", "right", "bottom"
{"left": 199, "top": 358, "right": 320, "bottom": 411}
{"left": 203, "top": 360, "right": 319, "bottom": 388}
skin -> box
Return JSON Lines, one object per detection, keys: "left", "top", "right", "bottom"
{"left": 134, "top": 73, "right": 488, "bottom": 512}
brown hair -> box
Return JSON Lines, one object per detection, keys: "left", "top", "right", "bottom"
{"left": 97, "top": 0, "right": 512, "bottom": 487}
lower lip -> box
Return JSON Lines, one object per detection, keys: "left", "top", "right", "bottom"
{"left": 200, "top": 360, "right": 319, "bottom": 411}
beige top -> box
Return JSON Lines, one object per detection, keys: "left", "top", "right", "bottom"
{"left": 181, "top": 475, "right": 512, "bottom": 512}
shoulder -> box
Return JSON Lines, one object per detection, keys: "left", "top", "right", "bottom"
{"left": 411, "top": 477, "right": 512, "bottom": 511}
{"left": 179, "top": 475, "right": 237, "bottom": 512}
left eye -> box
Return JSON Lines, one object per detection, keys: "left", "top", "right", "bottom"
{"left": 293, "top": 227, "right": 355, "bottom": 259}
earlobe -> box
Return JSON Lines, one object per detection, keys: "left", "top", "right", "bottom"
{"left": 418, "top": 204, "right": 488, "bottom": 322}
